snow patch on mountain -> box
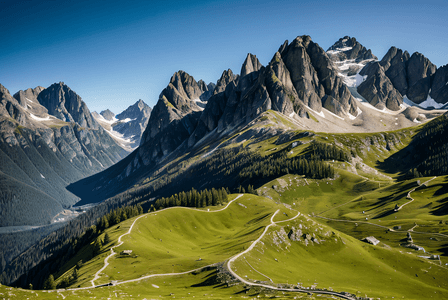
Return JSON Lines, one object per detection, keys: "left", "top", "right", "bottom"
{"left": 403, "top": 94, "right": 444, "bottom": 109}
{"left": 192, "top": 98, "right": 206, "bottom": 110}
{"left": 327, "top": 46, "right": 353, "bottom": 54}
{"left": 95, "top": 113, "right": 118, "bottom": 124}
{"left": 30, "top": 113, "right": 51, "bottom": 121}
{"left": 417, "top": 93, "right": 444, "bottom": 109}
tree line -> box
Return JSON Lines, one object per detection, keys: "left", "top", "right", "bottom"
{"left": 237, "top": 152, "right": 335, "bottom": 182}
{"left": 153, "top": 187, "right": 229, "bottom": 210}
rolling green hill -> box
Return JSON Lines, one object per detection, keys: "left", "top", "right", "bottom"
{"left": 4, "top": 192, "right": 445, "bottom": 299}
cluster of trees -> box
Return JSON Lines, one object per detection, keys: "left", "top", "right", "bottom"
{"left": 97, "top": 204, "right": 143, "bottom": 231}
{"left": 238, "top": 152, "right": 334, "bottom": 182}
{"left": 153, "top": 187, "right": 229, "bottom": 210}
{"left": 43, "top": 259, "right": 83, "bottom": 290}
{"left": 407, "top": 115, "right": 448, "bottom": 177}
{"left": 308, "top": 141, "right": 350, "bottom": 161}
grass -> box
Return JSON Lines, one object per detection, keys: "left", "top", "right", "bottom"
{"left": 258, "top": 170, "right": 383, "bottom": 216}
{"left": 4, "top": 183, "right": 448, "bottom": 299}
{"left": 91, "top": 194, "right": 293, "bottom": 285}
{"left": 232, "top": 214, "right": 448, "bottom": 299}
{"left": 0, "top": 268, "right": 309, "bottom": 299}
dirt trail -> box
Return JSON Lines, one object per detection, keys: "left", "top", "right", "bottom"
{"left": 52, "top": 195, "right": 354, "bottom": 299}
{"left": 90, "top": 194, "right": 244, "bottom": 286}
{"left": 226, "top": 210, "right": 356, "bottom": 299}
{"left": 397, "top": 176, "right": 436, "bottom": 211}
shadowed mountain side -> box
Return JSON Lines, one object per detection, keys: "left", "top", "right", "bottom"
{"left": 378, "top": 113, "right": 448, "bottom": 180}
{"left": 0, "top": 82, "right": 129, "bottom": 226}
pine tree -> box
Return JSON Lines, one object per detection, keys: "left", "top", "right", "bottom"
{"left": 93, "top": 238, "right": 102, "bottom": 256}
{"left": 72, "top": 268, "right": 78, "bottom": 281}
{"left": 44, "top": 274, "right": 56, "bottom": 290}
{"left": 76, "top": 260, "right": 83, "bottom": 270}
{"left": 104, "top": 233, "right": 111, "bottom": 244}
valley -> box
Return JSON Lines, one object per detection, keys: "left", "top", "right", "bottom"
{"left": 1, "top": 33, "right": 448, "bottom": 299}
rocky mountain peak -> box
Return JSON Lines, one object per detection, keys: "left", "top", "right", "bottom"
{"left": 159, "top": 71, "right": 207, "bottom": 113}
{"left": 214, "top": 69, "right": 238, "bottom": 95}
{"left": 327, "top": 36, "right": 377, "bottom": 62}
{"left": 197, "top": 80, "right": 215, "bottom": 101}
{"left": 116, "top": 99, "right": 151, "bottom": 120}
{"left": 405, "top": 52, "right": 437, "bottom": 103}
{"left": 100, "top": 109, "right": 115, "bottom": 121}
{"left": 169, "top": 71, "right": 204, "bottom": 101}
{"left": 37, "top": 82, "right": 99, "bottom": 129}
{"left": 0, "top": 84, "right": 27, "bottom": 125}
{"left": 278, "top": 40, "right": 289, "bottom": 56}
{"left": 13, "top": 86, "right": 45, "bottom": 108}
{"left": 241, "top": 53, "right": 262, "bottom": 77}
{"left": 0, "top": 84, "right": 11, "bottom": 97}
{"left": 280, "top": 35, "right": 358, "bottom": 116}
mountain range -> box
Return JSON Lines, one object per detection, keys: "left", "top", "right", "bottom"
{"left": 92, "top": 99, "right": 152, "bottom": 151}
{"left": 1, "top": 35, "right": 448, "bottom": 296}
{"left": 2, "top": 34, "right": 447, "bottom": 225}
{"left": 67, "top": 35, "right": 448, "bottom": 204}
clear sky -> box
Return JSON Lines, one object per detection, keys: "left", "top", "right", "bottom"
{"left": 1, "top": 0, "right": 447, "bottom": 113}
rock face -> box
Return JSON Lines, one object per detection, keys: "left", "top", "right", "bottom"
{"left": 37, "top": 82, "right": 99, "bottom": 129}
{"left": 0, "top": 83, "right": 128, "bottom": 226}
{"left": 115, "top": 100, "right": 151, "bottom": 139}
{"left": 358, "top": 62, "right": 403, "bottom": 110}
{"left": 100, "top": 109, "right": 115, "bottom": 121}
{"left": 430, "top": 65, "right": 448, "bottom": 104}
{"left": 137, "top": 71, "right": 211, "bottom": 168}
{"left": 358, "top": 46, "right": 441, "bottom": 107}
{"left": 327, "top": 36, "right": 377, "bottom": 63}
{"left": 405, "top": 53, "right": 437, "bottom": 103}
{"left": 13, "top": 86, "right": 45, "bottom": 109}
{"left": 326, "top": 36, "right": 377, "bottom": 89}
{"left": 379, "top": 47, "right": 410, "bottom": 95}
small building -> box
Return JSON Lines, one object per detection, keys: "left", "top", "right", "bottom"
{"left": 405, "top": 244, "right": 425, "bottom": 251}
{"left": 362, "top": 236, "right": 380, "bottom": 246}
{"left": 120, "top": 250, "right": 133, "bottom": 256}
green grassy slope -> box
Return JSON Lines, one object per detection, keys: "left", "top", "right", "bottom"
{"left": 232, "top": 213, "right": 448, "bottom": 299}
{"left": 96, "top": 194, "right": 292, "bottom": 285}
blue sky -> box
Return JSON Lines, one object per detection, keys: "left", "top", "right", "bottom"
{"left": 1, "top": 0, "right": 447, "bottom": 113}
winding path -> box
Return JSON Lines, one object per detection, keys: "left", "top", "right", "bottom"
{"left": 226, "top": 210, "right": 356, "bottom": 300}
{"left": 56, "top": 194, "right": 355, "bottom": 299}
{"left": 315, "top": 176, "right": 448, "bottom": 239}
{"left": 90, "top": 194, "right": 244, "bottom": 286}
{"left": 396, "top": 176, "right": 437, "bottom": 211}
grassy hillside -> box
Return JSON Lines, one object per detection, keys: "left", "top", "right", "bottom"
{"left": 232, "top": 211, "right": 448, "bottom": 299}
{"left": 4, "top": 190, "right": 444, "bottom": 299}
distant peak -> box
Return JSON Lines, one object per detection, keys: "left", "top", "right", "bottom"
{"left": 100, "top": 109, "right": 115, "bottom": 121}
